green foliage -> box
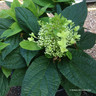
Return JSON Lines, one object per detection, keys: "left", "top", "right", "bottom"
{"left": 6, "top": 0, "right": 20, "bottom": 21}
{"left": 21, "top": 56, "right": 60, "bottom": 96}
{"left": 56, "top": 4, "right": 62, "bottom": 14}
{"left": 32, "top": 0, "right": 54, "bottom": 8}
{"left": 23, "top": 0, "right": 38, "bottom": 17}
{"left": 77, "top": 32, "right": 96, "bottom": 49}
{"left": 15, "top": 7, "right": 40, "bottom": 34}
{"left": 66, "top": 51, "right": 72, "bottom": 60}
{"left": 20, "top": 40, "right": 41, "bottom": 51}
{"left": 20, "top": 48, "right": 38, "bottom": 66}
{"left": 10, "top": 68, "right": 26, "bottom": 87}
{"left": 1, "top": 67, "right": 12, "bottom": 78}
{"left": 38, "top": 5, "right": 50, "bottom": 17}
{"left": 61, "top": 0, "right": 87, "bottom": 27}
{"left": 5, "top": 1, "right": 12, "bottom": 7}
{"left": 0, "top": 71, "right": 10, "bottom": 96}
{"left": 1, "top": 34, "right": 21, "bottom": 59}
{"left": 32, "top": 0, "right": 74, "bottom": 8}
{"left": 0, "top": 10, "right": 10, "bottom": 18}
{"left": 58, "top": 50, "right": 96, "bottom": 94}
{"left": 61, "top": 78, "right": 81, "bottom": 96}
{"left": 1, "top": 22, "right": 22, "bottom": 38}
{"left": 0, "top": 48, "right": 26, "bottom": 69}
{"left": 0, "top": 18, "right": 14, "bottom": 36}
{"left": 0, "top": 42, "right": 10, "bottom": 51}
{"left": 0, "top": 0, "right": 96, "bottom": 96}
{"left": 23, "top": 0, "right": 50, "bottom": 17}
{"left": 53, "top": 0, "right": 74, "bottom": 2}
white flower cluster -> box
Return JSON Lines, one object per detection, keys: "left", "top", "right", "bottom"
{"left": 29, "top": 14, "right": 81, "bottom": 57}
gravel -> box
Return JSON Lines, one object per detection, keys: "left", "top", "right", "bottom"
{"left": 84, "top": 10, "right": 96, "bottom": 60}
{"left": 0, "top": 1, "right": 9, "bottom": 11}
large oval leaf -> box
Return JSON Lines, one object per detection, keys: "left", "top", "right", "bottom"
{"left": 20, "top": 40, "right": 41, "bottom": 51}
{"left": 15, "top": 7, "right": 40, "bottom": 34}
{"left": 21, "top": 56, "right": 61, "bottom": 96}
{"left": 61, "top": 1, "right": 87, "bottom": 27}
{"left": 1, "top": 34, "right": 21, "bottom": 60}
{"left": 0, "top": 48, "right": 26, "bottom": 69}
{"left": 58, "top": 50, "right": 96, "bottom": 94}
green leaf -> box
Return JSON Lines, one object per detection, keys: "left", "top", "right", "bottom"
{"left": 0, "top": 42, "right": 10, "bottom": 51}
{"left": 1, "top": 67, "right": 12, "bottom": 78}
{"left": 38, "top": 4, "right": 50, "bottom": 17}
{"left": 23, "top": 0, "right": 38, "bottom": 17}
{"left": 0, "top": 71, "right": 10, "bottom": 96}
{"left": 61, "top": 0, "right": 87, "bottom": 27}
{"left": 7, "top": 0, "right": 20, "bottom": 21}
{"left": 0, "top": 18, "right": 14, "bottom": 36}
{"left": 10, "top": 68, "right": 26, "bottom": 87}
{"left": 6, "top": 9, "right": 16, "bottom": 21}
{"left": 56, "top": 4, "right": 62, "bottom": 14}
{"left": 77, "top": 32, "right": 96, "bottom": 49}
{"left": 58, "top": 49, "right": 96, "bottom": 94}
{"left": 1, "top": 34, "right": 21, "bottom": 59}
{"left": 66, "top": 51, "right": 72, "bottom": 60}
{"left": 40, "top": 17, "right": 49, "bottom": 22}
{"left": 21, "top": 56, "right": 60, "bottom": 96}
{"left": 1, "top": 22, "right": 22, "bottom": 38}
{"left": 20, "top": 48, "right": 38, "bottom": 66}
{"left": 5, "top": 1, "right": 12, "bottom": 7}
{"left": 0, "top": 48, "right": 26, "bottom": 69}
{"left": 15, "top": 7, "right": 40, "bottom": 34}
{"left": 61, "top": 78, "right": 81, "bottom": 96}
{"left": 78, "top": 27, "right": 84, "bottom": 36}
{"left": 11, "top": 0, "right": 20, "bottom": 10}
{"left": 45, "top": 54, "right": 53, "bottom": 58}
{"left": 0, "top": 10, "right": 10, "bottom": 18}
{"left": 20, "top": 40, "right": 41, "bottom": 51}
{"left": 53, "top": 0, "right": 74, "bottom": 3}
{"left": 32, "top": 0, "right": 54, "bottom": 8}
{"left": 23, "top": 0, "right": 49, "bottom": 17}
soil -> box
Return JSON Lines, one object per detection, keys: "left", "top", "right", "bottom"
{"left": 7, "top": 87, "right": 21, "bottom": 96}
{"left": 0, "top": 1, "right": 96, "bottom": 96}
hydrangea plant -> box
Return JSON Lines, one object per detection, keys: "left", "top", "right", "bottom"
{"left": 29, "top": 14, "right": 80, "bottom": 58}
{"left": 0, "top": 0, "right": 96, "bottom": 96}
